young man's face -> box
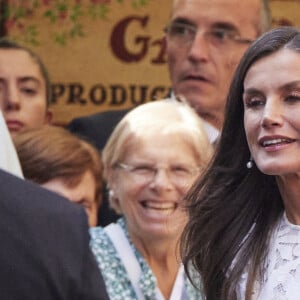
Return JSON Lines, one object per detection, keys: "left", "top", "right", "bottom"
{"left": 0, "top": 49, "right": 52, "bottom": 136}
{"left": 166, "top": 0, "right": 262, "bottom": 129}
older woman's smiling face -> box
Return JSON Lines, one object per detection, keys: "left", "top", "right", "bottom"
{"left": 111, "top": 132, "right": 200, "bottom": 243}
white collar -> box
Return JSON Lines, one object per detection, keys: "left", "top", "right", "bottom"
{"left": 0, "top": 111, "right": 23, "bottom": 178}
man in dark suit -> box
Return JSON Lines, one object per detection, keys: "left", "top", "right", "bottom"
{"left": 0, "top": 169, "right": 109, "bottom": 300}
{"left": 68, "top": 108, "right": 130, "bottom": 151}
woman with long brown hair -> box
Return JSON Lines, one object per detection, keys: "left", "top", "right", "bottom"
{"left": 182, "top": 27, "right": 300, "bottom": 299}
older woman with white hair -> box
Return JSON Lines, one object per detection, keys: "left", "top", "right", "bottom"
{"left": 90, "top": 100, "right": 212, "bottom": 300}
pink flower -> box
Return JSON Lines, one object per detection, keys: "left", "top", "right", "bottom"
{"left": 59, "top": 11, "right": 68, "bottom": 20}
{"left": 5, "top": 19, "right": 16, "bottom": 31}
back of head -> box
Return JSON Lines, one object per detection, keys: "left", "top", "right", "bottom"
{"left": 13, "top": 125, "right": 103, "bottom": 205}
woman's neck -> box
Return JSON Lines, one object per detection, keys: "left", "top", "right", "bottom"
{"left": 277, "top": 173, "right": 300, "bottom": 225}
{"left": 129, "top": 230, "right": 182, "bottom": 299}
{"left": 131, "top": 232, "right": 181, "bottom": 268}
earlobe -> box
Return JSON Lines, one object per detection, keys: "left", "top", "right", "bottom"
{"left": 109, "top": 190, "right": 115, "bottom": 198}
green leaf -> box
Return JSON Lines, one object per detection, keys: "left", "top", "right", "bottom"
{"left": 44, "top": 9, "right": 57, "bottom": 23}
{"left": 54, "top": 32, "right": 67, "bottom": 46}
{"left": 43, "top": 10, "right": 53, "bottom": 17}
{"left": 56, "top": 3, "right": 68, "bottom": 12}
{"left": 70, "top": 4, "right": 84, "bottom": 22}
{"left": 27, "top": 25, "right": 38, "bottom": 37}
{"left": 131, "top": 0, "right": 149, "bottom": 8}
{"left": 99, "top": 5, "right": 109, "bottom": 19}
{"left": 69, "top": 23, "right": 84, "bottom": 38}
{"left": 15, "top": 6, "right": 26, "bottom": 18}
{"left": 89, "top": 3, "right": 111, "bottom": 20}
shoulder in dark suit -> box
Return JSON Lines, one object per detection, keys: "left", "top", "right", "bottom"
{"left": 0, "top": 169, "right": 109, "bottom": 300}
{"left": 67, "top": 109, "right": 130, "bottom": 151}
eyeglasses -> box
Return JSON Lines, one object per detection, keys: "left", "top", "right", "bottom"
{"left": 164, "top": 22, "right": 254, "bottom": 49}
{"left": 116, "top": 162, "right": 200, "bottom": 186}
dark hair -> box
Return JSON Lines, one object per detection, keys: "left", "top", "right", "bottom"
{"left": 0, "top": 38, "right": 52, "bottom": 107}
{"left": 181, "top": 27, "right": 300, "bottom": 300}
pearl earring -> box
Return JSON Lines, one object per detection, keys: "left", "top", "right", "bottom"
{"left": 246, "top": 157, "right": 253, "bottom": 169}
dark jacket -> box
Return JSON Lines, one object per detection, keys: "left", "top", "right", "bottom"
{"left": 67, "top": 109, "right": 130, "bottom": 226}
{"left": 0, "top": 170, "right": 109, "bottom": 300}
{"left": 67, "top": 109, "right": 130, "bottom": 151}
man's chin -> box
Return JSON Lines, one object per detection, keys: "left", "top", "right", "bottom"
{"left": 178, "top": 92, "right": 209, "bottom": 111}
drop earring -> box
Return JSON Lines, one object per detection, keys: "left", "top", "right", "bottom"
{"left": 246, "top": 157, "right": 253, "bottom": 169}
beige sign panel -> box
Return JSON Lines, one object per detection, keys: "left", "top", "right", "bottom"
{"left": 271, "top": 0, "right": 300, "bottom": 27}
{"left": 6, "top": 0, "right": 300, "bottom": 125}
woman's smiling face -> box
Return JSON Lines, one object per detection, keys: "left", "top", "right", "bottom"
{"left": 243, "top": 48, "right": 300, "bottom": 176}
{"left": 111, "top": 132, "right": 200, "bottom": 242}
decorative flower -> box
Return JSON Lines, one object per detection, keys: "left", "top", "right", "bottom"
{"left": 2, "top": 0, "right": 150, "bottom": 46}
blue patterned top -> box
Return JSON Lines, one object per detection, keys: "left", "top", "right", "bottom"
{"left": 90, "top": 218, "right": 203, "bottom": 300}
